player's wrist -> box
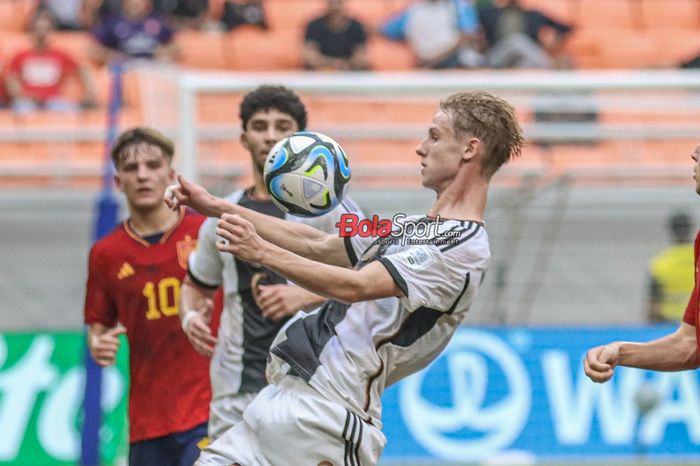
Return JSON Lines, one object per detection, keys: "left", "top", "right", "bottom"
{"left": 181, "top": 309, "right": 198, "bottom": 332}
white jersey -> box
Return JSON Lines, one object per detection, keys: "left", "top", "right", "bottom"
{"left": 267, "top": 216, "right": 489, "bottom": 427}
{"left": 188, "top": 188, "right": 364, "bottom": 401}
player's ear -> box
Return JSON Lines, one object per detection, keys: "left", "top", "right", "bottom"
{"left": 240, "top": 132, "right": 250, "bottom": 150}
{"left": 113, "top": 174, "right": 123, "bottom": 192}
{"left": 462, "top": 137, "right": 480, "bottom": 163}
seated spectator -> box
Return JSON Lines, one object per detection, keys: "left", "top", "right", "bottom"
{"left": 90, "top": 0, "right": 178, "bottom": 65}
{"left": 478, "top": 0, "right": 572, "bottom": 69}
{"left": 39, "top": 0, "right": 88, "bottom": 31}
{"left": 302, "top": 0, "right": 369, "bottom": 71}
{"left": 381, "top": 0, "right": 484, "bottom": 69}
{"left": 155, "top": 0, "right": 210, "bottom": 30}
{"left": 220, "top": 0, "right": 267, "bottom": 31}
{"left": 5, "top": 10, "right": 97, "bottom": 113}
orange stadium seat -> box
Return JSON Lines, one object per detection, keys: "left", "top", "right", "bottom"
{"left": 265, "top": 0, "right": 325, "bottom": 30}
{"left": 0, "top": 0, "right": 33, "bottom": 32}
{"left": 571, "top": 28, "right": 661, "bottom": 68}
{"left": 366, "top": 37, "right": 414, "bottom": 71}
{"left": 224, "top": 26, "right": 302, "bottom": 70}
{"left": 572, "top": 0, "right": 640, "bottom": 29}
{"left": 640, "top": 0, "right": 700, "bottom": 29}
{"left": 177, "top": 30, "right": 228, "bottom": 69}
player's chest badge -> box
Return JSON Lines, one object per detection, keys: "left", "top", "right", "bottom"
{"left": 176, "top": 235, "right": 198, "bottom": 270}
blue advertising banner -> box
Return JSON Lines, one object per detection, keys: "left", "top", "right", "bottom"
{"left": 380, "top": 326, "right": 700, "bottom": 463}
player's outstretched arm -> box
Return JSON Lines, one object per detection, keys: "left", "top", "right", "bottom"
{"left": 87, "top": 323, "right": 125, "bottom": 367}
{"left": 216, "top": 213, "right": 401, "bottom": 303}
{"left": 166, "top": 175, "right": 351, "bottom": 267}
{"left": 584, "top": 322, "right": 700, "bottom": 383}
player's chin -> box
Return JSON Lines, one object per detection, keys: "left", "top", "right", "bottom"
{"left": 133, "top": 197, "right": 165, "bottom": 210}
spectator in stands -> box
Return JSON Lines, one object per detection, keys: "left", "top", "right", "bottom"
{"left": 155, "top": 0, "right": 210, "bottom": 30}
{"left": 302, "top": 0, "right": 369, "bottom": 71}
{"left": 38, "top": 0, "right": 89, "bottom": 30}
{"left": 647, "top": 211, "right": 695, "bottom": 323}
{"left": 220, "top": 0, "right": 267, "bottom": 31}
{"left": 478, "top": 0, "right": 572, "bottom": 69}
{"left": 90, "top": 0, "right": 178, "bottom": 65}
{"left": 380, "top": 0, "right": 484, "bottom": 70}
{"left": 5, "top": 10, "right": 97, "bottom": 113}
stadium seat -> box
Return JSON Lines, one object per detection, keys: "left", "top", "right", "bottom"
{"left": 224, "top": 26, "right": 301, "bottom": 70}
{"left": 640, "top": 0, "right": 700, "bottom": 29}
{"left": 366, "top": 37, "right": 415, "bottom": 71}
{"left": 0, "top": 0, "right": 33, "bottom": 32}
{"left": 572, "top": 0, "right": 640, "bottom": 29}
{"left": 177, "top": 30, "right": 228, "bottom": 69}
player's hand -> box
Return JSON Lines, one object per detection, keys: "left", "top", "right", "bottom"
{"left": 583, "top": 343, "right": 620, "bottom": 383}
{"left": 216, "top": 214, "right": 267, "bottom": 264}
{"left": 165, "top": 175, "right": 222, "bottom": 218}
{"left": 89, "top": 326, "right": 126, "bottom": 367}
{"left": 254, "top": 282, "right": 314, "bottom": 321}
{"left": 183, "top": 299, "right": 218, "bottom": 357}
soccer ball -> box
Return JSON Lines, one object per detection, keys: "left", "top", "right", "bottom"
{"left": 264, "top": 131, "right": 351, "bottom": 217}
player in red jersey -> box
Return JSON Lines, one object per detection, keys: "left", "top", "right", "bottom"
{"left": 84, "top": 127, "right": 212, "bottom": 465}
{"left": 584, "top": 143, "right": 700, "bottom": 383}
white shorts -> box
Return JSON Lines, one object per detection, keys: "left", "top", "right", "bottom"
{"left": 208, "top": 391, "right": 257, "bottom": 442}
{"left": 196, "top": 376, "right": 386, "bottom": 466}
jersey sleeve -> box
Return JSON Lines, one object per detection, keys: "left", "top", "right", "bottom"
{"left": 683, "top": 231, "right": 700, "bottom": 326}
{"left": 379, "top": 243, "right": 480, "bottom": 312}
{"left": 187, "top": 216, "right": 224, "bottom": 289}
{"left": 84, "top": 246, "right": 118, "bottom": 326}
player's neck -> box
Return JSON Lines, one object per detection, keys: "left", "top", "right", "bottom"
{"left": 429, "top": 175, "right": 488, "bottom": 222}
{"left": 128, "top": 205, "right": 180, "bottom": 237}
{"left": 250, "top": 169, "right": 270, "bottom": 201}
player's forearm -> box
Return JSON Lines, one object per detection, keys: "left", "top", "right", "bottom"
{"left": 616, "top": 326, "right": 700, "bottom": 371}
{"left": 293, "top": 286, "right": 328, "bottom": 311}
{"left": 258, "top": 242, "right": 394, "bottom": 303}
{"left": 180, "top": 277, "right": 216, "bottom": 319}
{"left": 217, "top": 201, "right": 349, "bottom": 266}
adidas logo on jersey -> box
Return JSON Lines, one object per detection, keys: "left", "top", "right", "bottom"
{"left": 117, "top": 262, "right": 135, "bottom": 280}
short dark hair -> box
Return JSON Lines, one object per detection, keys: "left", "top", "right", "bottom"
{"left": 111, "top": 127, "right": 175, "bottom": 168}
{"left": 239, "top": 85, "right": 307, "bottom": 131}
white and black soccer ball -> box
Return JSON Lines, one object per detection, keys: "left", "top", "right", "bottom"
{"left": 263, "top": 131, "right": 351, "bottom": 217}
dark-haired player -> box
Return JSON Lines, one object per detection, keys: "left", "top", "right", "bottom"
{"left": 179, "top": 84, "right": 363, "bottom": 441}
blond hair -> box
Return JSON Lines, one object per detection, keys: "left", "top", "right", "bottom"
{"left": 440, "top": 91, "right": 524, "bottom": 178}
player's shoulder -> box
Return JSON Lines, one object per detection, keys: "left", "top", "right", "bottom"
{"left": 89, "top": 223, "right": 128, "bottom": 257}
{"left": 429, "top": 219, "right": 490, "bottom": 262}
{"left": 181, "top": 207, "right": 206, "bottom": 227}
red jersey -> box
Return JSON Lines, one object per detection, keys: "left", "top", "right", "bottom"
{"left": 84, "top": 208, "right": 211, "bottom": 442}
{"left": 682, "top": 230, "right": 700, "bottom": 350}
{"left": 8, "top": 48, "right": 78, "bottom": 101}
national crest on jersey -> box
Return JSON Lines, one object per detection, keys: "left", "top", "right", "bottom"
{"left": 83, "top": 208, "right": 211, "bottom": 443}
{"left": 177, "top": 234, "right": 198, "bottom": 269}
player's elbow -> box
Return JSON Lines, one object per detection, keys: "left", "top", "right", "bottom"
{"left": 677, "top": 334, "right": 700, "bottom": 369}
